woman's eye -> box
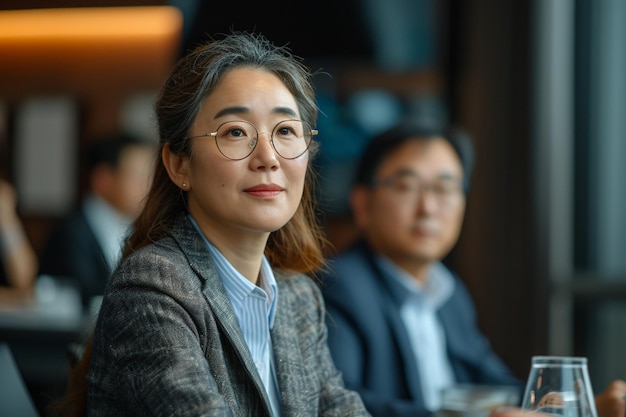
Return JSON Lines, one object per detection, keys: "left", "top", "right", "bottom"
{"left": 224, "top": 127, "right": 248, "bottom": 138}
{"left": 277, "top": 126, "right": 297, "bottom": 138}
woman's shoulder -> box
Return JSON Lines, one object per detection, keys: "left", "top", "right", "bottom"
{"left": 122, "top": 235, "right": 184, "bottom": 268}
{"left": 111, "top": 235, "right": 201, "bottom": 290}
{"left": 275, "top": 273, "right": 326, "bottom": 324}
{"left": 276, "top": 272, "right": 322, "bottom": 299}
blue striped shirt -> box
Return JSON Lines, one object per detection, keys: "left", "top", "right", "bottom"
{"left": 188, "top": 215, "right": 282, "bottom": 416}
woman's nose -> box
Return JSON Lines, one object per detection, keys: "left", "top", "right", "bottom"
{"left": 250, "top": 131, "right": 279, "bottom": 167}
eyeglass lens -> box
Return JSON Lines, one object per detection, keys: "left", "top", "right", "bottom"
{"left": 215, "top": 120, "right": 312, "bottom": 160}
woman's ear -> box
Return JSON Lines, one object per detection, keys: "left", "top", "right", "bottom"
{"left": 162, "top": 143, "right": 189, "bottom": 189}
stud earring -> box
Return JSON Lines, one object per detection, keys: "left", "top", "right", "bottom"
{"left": 181, "top": 183, "right": 187, "bottom": 188}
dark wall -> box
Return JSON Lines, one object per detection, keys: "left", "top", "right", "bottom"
{"left": 446, "top": 0, "right": 547, "bottom": 378}
{"left": 182, "top": 0, "right": 374, "bottom": 61}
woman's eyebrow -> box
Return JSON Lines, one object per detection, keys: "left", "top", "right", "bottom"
{"left": 272, "top": 106, "right": 299, "bottom": 118}
{"left": 214, "top": 106, "right": 249, "bottom": 119}
{"left": 213, "top": 106, "right": 298, "bottom": 119}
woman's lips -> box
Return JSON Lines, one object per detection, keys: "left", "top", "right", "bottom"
{"left": 244, "top": 184, "right": 283, "bottom": 198}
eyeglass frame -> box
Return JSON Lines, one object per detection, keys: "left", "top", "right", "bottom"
{"left": 186, "top": 119, "right": 318, "bottom": 160}
{"left": 369, "top": 171, "right": 465, "bottom": 208}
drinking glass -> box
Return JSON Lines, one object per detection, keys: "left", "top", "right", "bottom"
{"left": 521, "top": 356, "right": 598, "bottom": 417}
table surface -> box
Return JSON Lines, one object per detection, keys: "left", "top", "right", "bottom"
{"left": 0, "top": 277, "right": 93, "bottom": 415}
{"left": 0, "top": 342, "right": 40, "bottom": 417}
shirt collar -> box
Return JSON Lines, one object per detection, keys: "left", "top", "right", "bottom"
{"left": 375, "top": 255, "right": 454, "bottom": 309}
{"left": 187, "top": 214, "right": 278, "bottom": 327}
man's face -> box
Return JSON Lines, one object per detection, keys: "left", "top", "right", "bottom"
{"left": 109, "top": 145, "right": 154, "bottom": 218}
{"left": 352, "top": 138, "right": 466, "bottom": 270}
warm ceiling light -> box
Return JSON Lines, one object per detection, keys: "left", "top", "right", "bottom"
{"left": 0, "top": 6, "right": 184, "bottom": 97}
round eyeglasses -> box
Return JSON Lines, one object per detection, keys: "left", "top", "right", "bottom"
{"left": 187, "top": 120, "right": 318, "bottom": 160}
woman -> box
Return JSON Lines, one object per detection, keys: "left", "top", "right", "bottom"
{"left": 61, "top": 32, "right": 369, "bottom": 416}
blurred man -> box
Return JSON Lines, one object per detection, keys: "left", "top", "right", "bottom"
{"left": 39, "top": 133, "right": 154, "bottom": 307}
{"left": 319, "top": 122, "right": 521, "bottom": 417}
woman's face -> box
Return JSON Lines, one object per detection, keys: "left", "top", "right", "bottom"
{"left": 180, "top": 67, "right": 309, "bottom": 241}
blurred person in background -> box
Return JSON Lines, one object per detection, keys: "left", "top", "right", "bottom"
{"left": 0, "top": 178, "right": 38, "bottom": 303}
{"left": 320, "top": 121, "right": 519, "bottom": 417}
{"left": 38, "top": 133, "right": 154, "bottom": 308}
{"left": 319, "top": 121, "right": 626, "bottom": 417}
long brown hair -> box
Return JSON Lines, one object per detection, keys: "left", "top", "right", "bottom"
{"left": 52, "top": 31, "right": 328, "bottom": 417}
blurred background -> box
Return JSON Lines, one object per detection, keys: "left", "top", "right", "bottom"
{"left": 1, "top": 0, "right": 625, "bottom": 414}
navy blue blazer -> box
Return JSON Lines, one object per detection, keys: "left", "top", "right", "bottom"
{"left": 319, "top": 240, "right": 522, "bottom": 417}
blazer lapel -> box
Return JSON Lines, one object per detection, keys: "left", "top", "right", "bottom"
{"left": 270, "top": 279, "right": 309, "bottom": 416}
{"left": 170, "top": 216, "right": 274, "bottom": 414}
{"left": 382, "top": 290, "right": 425, "bottom": 401}
{"left": 361, "top": 242, "right": 425, "bottom": 402}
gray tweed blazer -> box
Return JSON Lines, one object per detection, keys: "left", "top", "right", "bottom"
{"left": 86, "top": 215, "right": 369, "bottom": 417}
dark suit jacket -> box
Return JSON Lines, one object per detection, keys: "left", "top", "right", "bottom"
{"left": 87, "top": 215, "right": 370, "bottom": 417}
{"left": 319, "top": 240, "right": 522, "bottom": 417}
{"left": 38, "top": 206, "right": 110, "bottom": 306}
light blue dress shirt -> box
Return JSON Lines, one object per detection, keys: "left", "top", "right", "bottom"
{"left": 376, "top": 256, "right": 456, "bottom": 411}
{"left": 189, "top": 215, "right": 282, "bottom": 416}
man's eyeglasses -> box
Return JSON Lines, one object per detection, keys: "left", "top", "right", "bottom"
{"left": 187, "top": 120, "right": 318, "bottom": 160}
{"left": 370, "top": 172, "right": 464, "bottom": 207}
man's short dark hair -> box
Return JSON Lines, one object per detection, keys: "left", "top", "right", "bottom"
{"left": 353, "top": 121, "right": 475, "bottom": 193}
{"left": 87, "top": 133, "right": 152, "bottom": 173}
